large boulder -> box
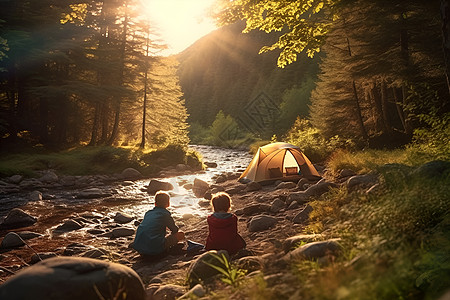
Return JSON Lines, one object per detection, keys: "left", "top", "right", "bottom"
{"left": 248, "top": 215, "right": 277, "bottom": 232}
{"left": 1, "top": 208, "right": 37, "bottom": 229}
{"left": 147, "top": 179, "right": 174, "bottom": 194}
{"left": 121, "top": 168, "right": 142, "bottom": 180}
{"left": 113, "top": 212, "right": 134, "bottom": 224}
{"left": 186, "top": 250, "right": 229, "bottom": 287}
{"left": 192, "top": 178, "right": 210, "bottom": 198}
{"left": 0, "top": 256, "right": 145, "bottom": 300}
{"left": 0, "top": 232, "right": 25, "bottom": 249}
{"left": 283, "top": 239, "right": 341, "bottom": 261}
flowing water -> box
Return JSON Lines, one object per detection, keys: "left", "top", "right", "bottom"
{"left": 0, "top": 146, "right": 253, "bottom": 238}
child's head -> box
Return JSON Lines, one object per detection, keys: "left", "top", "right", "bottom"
{"left": 155, "top": 191, "right": 170, "bottom": 208}
{"left": 211, "top": 192, "right": 231, "bottom": 213}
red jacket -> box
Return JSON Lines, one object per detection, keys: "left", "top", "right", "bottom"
{"left": 205, "top": 213, "right": 245, "bottom": 255}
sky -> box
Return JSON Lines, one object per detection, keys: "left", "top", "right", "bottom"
{"left": 143, "top": 0, "right": 218, "bottom": 55}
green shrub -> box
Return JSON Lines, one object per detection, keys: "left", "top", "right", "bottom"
{"left": 284, "top": 117, "right": 354, "bottom": 163}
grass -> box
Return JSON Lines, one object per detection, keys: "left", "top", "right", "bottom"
{"left": 292, "top": 153, "right": 450, "bottom": 299}
{"left": 0, "top": 144, "right": 203, "bottom": 177}
{"left": 206, "top": 146, "right": 449, "bottom": 299}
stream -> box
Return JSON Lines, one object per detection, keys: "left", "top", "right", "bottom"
{"left": 0, "top": 145, "right": 253, "bottom": 239}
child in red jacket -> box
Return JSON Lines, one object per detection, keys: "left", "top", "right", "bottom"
{"left": 205, "top": 192, "right": 246, "bottom": 255}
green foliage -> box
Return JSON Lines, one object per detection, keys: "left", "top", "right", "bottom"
{"left": 203, "top": 253, "right": 247, "bottom": 288}
{"left": 284, "top": 117, "right": 354, "bottom": 162}
{"left": 188, "top": 122, "right": 211, "bottom": 145}
{"left": 0, "top": 145, "right": 203, "bottom": 177}
{"left": 215, "top": 0, "right": 335, "bottom": 67}
{"left": 276, "top": 77, "right": 316, "bottom": 134}
{"left": 292, "top": 154, "right": 450, "bottom": 299}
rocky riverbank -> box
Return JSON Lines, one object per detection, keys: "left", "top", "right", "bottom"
{"left": 1, "top": 157, "right": 448, "bottom": 299}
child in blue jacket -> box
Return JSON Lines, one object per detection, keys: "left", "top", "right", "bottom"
{"left": 133, "top": 191, "right": 185, "bottom": 256}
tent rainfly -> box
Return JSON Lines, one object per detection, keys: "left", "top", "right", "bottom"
{"left": 239, "top": 142, "right": 320, "bottom": 183}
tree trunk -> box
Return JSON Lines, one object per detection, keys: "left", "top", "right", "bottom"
{"left": 370, "top": 81, "right": 386, "bottom": 133}
{"left": 140, "top": 27, "right": 150, "bottom": 149}
{"left": 346, "top": 36, "right": 369, "bottom": 141}
{"left": 380, "top": 79, "right": 392, "bottom": 133}
{"left": 89, "top": 103, "right": 100, "bottom": 146}
{"left": 352, "top": 80, "right": 369, "bottom": 140}
{"left": 107, "top": 3, "right": 129, "bottom": 146}
{"left": 392, "top": 87, "right": 406, "bottom": 132}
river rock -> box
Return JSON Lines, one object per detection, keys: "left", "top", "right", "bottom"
{"left": 1, "top": 208, "right": 37, "bottom": 229}
{"left": 29, "top": 190, "right": 43, "bottom": 201}
{"left": 111, "top": 227, "right": 135, "bottom": 238}
{"left": 204, "top": 162, "right": 218, "bottom": 168}
{"left": 225, "top": 185, "right": 245, "bottom": 195}
{"left": 248, "top": 215, "right": 277, "bottom": 232}
{"left": 81, "top": 248, "right": 110, "bottom": 259}
{"left": 236, "top": 256, "right": 263, "bottom": 272}
{"left": 0, "top": 256, "right": 145, "bottom": 300}
{"left": 346, "top": 174, "right": 378, "bottom": 189}
{"left": 296, "top": 178, "right": 310, "bottom": 190}
{"left": 9, "top": 175, "right": 23, "bottom": 184}
{"left": 63, "top": 243, "right": 91, "bottom": 256}
{"left": 77, "top": 188, "right": 111, "bottom": 199}
{"left": 192, "top": 178, "right": 209, "bottom": 198}
{"left": 121, "top": 168, "right": 142, "bottom": 180}
{"left": 30, "top": 252, "right": 58, "bottom": 264}
{"left": 179, "top": 284, "right": 206, "bottom": 299}
{"left": 187, "top": 250, "right": 229, "bottom": 287}
{"left": 147, "top": 179, "right": 174, "bottom": 194}
{"left": 287, "top": 191, "right": 309, "bottom": 205}
{"left": 152, "top": 284, "right": 185, "bottom": 300}
{"left": 270, "top": 199, "right": 286, "bottom": 213}
{"left": 245, "top": 181, "right": 262, "bottom": 192}
{"left": 283, "top": 239, "right": 341, "bottom": 261}
{"left": 304, "top": 181, "right": 337, "bottom": 198}
{"left": 283, "top": 234, "right": 323, "bottom": 252}
{"left": 242, "top": 204, "right": 270, "bottom": 216}
{"left": 276, "top": 181, "right": 297, "bottom": 189}
{"left": 0, "top": 232, "right": 25, "bottom": 249}
{"left": 17, "top": 231, "right": 43, "bottom": 240}
{"left": 39, "top": 170, "right": 58, "bottom": 183}
{"left": 292, "top": 205, "right": 313, "bottom": 224}
{"left": 113, "top": 212, "right": 134, "bottom": 224}
{"left": 54, "top": 219, "right": 83, "bottom": 232}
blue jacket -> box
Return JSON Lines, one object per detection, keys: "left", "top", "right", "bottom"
{"left": 133, "top": 207, "right": 178, "bottom": 255}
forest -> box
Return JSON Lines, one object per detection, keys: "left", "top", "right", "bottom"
{"left": 0, "top": 1, "right": 449, "bottom": 299}
{"left": 0, "top": 0, "right": 189, "bottom": 151}
{"left": 1, "top": 0, "right": 449, "bottom": 158}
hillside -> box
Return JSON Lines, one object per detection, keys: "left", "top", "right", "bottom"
{"left": 176, "top": 22, "right": 320, "bottom": 133}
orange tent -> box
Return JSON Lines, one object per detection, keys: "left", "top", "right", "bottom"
{"left": 239, "top": 142, "right": 320, "bottom": 183}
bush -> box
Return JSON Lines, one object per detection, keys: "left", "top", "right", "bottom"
{"left": 284, "top": 117, "right": 354, "bottom": 162}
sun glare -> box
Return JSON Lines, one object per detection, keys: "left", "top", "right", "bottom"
{"left": 143, "top": 0, "right": 217, "bottom": 55}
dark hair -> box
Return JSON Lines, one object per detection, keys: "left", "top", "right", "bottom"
{"left": 155, "top": 191, "right": 170, "bottom": 208}
{"left": 211, "top": 192, "right": 231, "bottom": 212}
